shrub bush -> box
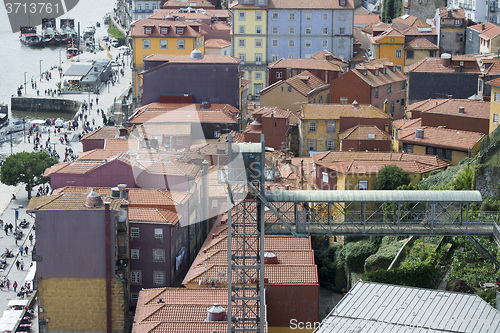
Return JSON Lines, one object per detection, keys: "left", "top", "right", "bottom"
{"left": 364, "top": 237, "right": 405, "bottom": 272}
{"left": 344, "top": 239, "right": 378, "bottom": 273}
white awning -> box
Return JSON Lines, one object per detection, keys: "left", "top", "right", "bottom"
{"left": 64, "top": 75, "right": 83, "bottom": 81}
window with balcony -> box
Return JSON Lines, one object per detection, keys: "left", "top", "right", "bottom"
{"left": 131, "top": 270, "right": 142, "bottom": 284}
{"left": 142, "top": 39, "right": 150, "bottom": 49}
{"left": 255, "top": 53, "right": 262, "bottom": 64}
{"left": 131, "top": 227, "right": 139, "bottom": 238}
{"left": 160, "top": 39, "right": 168, "bottom": 49}
{"left": 177, "top": 39, "right": 185, "bottom": 49}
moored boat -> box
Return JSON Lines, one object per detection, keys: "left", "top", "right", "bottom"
{"left": 60, "top": 18, "right": 78, "bottom": 44}
{"left": 42, "top": 18, "right": 61, "bottom": 46}
{"left": 19, "top": 26, "right": 44, "bottom": 48}
{"left": 67, "top": 44, "right": 80, "bottom": 58}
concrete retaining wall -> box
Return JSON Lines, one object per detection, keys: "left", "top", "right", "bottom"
{"left": 10, "top": 97, "right": 80, "bottom": 114}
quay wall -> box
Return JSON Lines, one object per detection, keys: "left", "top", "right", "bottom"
{"left": 10, "top": 97, "right": 80, "bottom": 113}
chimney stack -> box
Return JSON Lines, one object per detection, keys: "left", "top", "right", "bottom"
{"left": 440, "top": 53, "right": 452, "bottom": 68}
{"left": 458, "top": 106, "right": 465, "bottom": 114}
{"left": 415, "top": 128, "right": 424, "bottom": 139}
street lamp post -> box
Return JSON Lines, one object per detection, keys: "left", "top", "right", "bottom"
{"left": 24, "top": 72, "right": 27, "bottom": 95}
{"left": 39, "top": 60, "right": 43, "bottom": 81}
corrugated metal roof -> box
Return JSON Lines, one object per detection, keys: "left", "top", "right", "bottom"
{"left": 230, "top": 143, "right": 274, "bottom": 153}
{"left": 315, "top": 281, "right": 500, "bottom": 333}
{"left": 265, "top": 190, "right": 482, "bottom": 203}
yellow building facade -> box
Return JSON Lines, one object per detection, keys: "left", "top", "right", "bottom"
{"left": 231, "top": 5, "right": 268, "bottom": 98}
{"left": 129, "top": 19, "right": 206, "bottom": 99}
{"left": 488, "top": 79, "right": 500, "bottom": 133}
{"left": 371, "top": 29, "right": 406, "bottom": 70}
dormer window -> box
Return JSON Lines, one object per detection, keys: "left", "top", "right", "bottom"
{"left": 375, "top": 69, "right": 379, "bottom": 76}
{"left": 144, "top": 27, "right": 152, "bottom": 34}
{"left": 177, "top": 27, "right": 184, "bottom": 34}
{"left": 339, "top": 0, "right": 346, "bottom": 5}
{"left": 160, "top": 27, "right": 168, "bottom": 34}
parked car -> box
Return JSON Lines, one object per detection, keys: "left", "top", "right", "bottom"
{"left": 111, "top": 39, "right": 119, "bottom": 47}
{"left": 102, "top": 36, "right": 109, "bottom": 41}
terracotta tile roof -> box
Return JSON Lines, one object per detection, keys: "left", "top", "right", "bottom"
{"left": 129, "top": 103, "right": 239, "bottom": 124}
{"left": 406, "top": 98, "right": 448, "bottom": 113}
{"left": 361, "top": 21, "right": 390, "bottom": 35}
{"left": 392, "top": 117, "right": 422, "bottom": 130}
{"left": 480, "top": 58, "right": 500, "bottom": 75}
{"left": 268, "top": 57, "right": 347, "bottom": 72}
{"left": 351, "top": 60, "right": 406, "bottom": 87}
{"left": 285, "top": 70, "right": 329, "bottom": 97}
{"left": 193, "top": 249, "right": 315, "bottom": 267}
{"left": 144, "top": 53, "right": 240, "bottom": 64}
{"left": 469, "top": 22, "right": 497, "bottom": 32}
{"left": 129, "top": 207, "right": 180, "bottom": 224}
{"left": 148, "top": 9, "right": 229, "bottom": 20}
{"left": 53, "top": 186, "right": 190, "bottom": 207}
{"left": 103, "top": 138, "right": 140, "bottom": 152}
{"left": 230, "top": 0, "right": 354, "bottom": 9}
{"left": 241, "top": 78, "right": 250, "bottom": 87}
{"left": 133, "top": 322, "right": 227, "bottom": 333}
{"left": 163, "top": 0, "right": 215, "bottom": 7}
{"left": 340, "top": 125, "right": 391, "bottom": 140}
{"left": 354, "top": 14, "right": 380, "bottom": 27}
{"left": 419, "top": 99, "right": 490, "bottom": 119}
{"left": 301, "top": 103, "right": 391, "bottom": 120}
{"left": 80, "top": 126, "right": 118, "bottom": 140}
{"left": 250, "top": 106, "right": 299, "bottom": 125}
{"left": 478, "top": 24, "right": 500, "bottom": 40}
{"left": 405, "top": 36, "right": 438, "bottom": 49}
{"left": 204, "top": 38, "right": 231, "bottom": 49}
{"left": 77, "top": 149, "right": 123, "bottom": 160}
{"left": 372, "top": 27, "right": 405, "bottom": 42}
{"left": 314, "top": 151, "right": 449, "bottom": 174}
{"left": 405, "top": 57, "right": 480, "bottom": 74}
{"left": 398, "top": 123, "right": 485, "bottom": 151}
{"left": 486, "top": 77, "right": 500, "bottom": 87}
{"left": 310, "top": 50, "right": 350, "bottom": 66}
{"left": 43, "top": 161, "right": 71, "bottom": 177}
{"left": 27, "top": 192, "right": 125, "bottom": 212}
{"left": 130, "top": 18, "right": 205, "bottom": 38}
{"left": 134, "top": 123, "right": 191, "bottom": 136}
{"left": 438, "top": 6, "right": 465, "bottom": 19}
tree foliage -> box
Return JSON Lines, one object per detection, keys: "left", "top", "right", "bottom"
{"left": 0, "top": 152, "right": 57, "bottom": 199}
{"left": 376, "top": 165, "right": 411, "bottom": 190}
{"left": 381, "top": 0, "right": 403, "bottom": 23}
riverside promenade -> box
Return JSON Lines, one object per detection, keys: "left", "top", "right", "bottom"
{"left": 0, "top": 37, "right": 134, "bottom": 331}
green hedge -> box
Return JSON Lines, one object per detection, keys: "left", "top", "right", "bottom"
{"left": 344, "top": 240, "right": 378, "bottom": 273}
{"left": 362, "top": 262, "right": 437, "bottom": 288}
{"left": 364, "top": 237, "right": 405, "bottom": 272}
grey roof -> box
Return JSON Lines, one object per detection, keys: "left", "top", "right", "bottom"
{"left": 314, "top": 281, "right": 500, "bottom": 333}
{"left": 231, "top": 143, "right": 274, "bottom": 153}
{"left": 64, "top": 63, "right": 93, "bottom": 76}
{"left": 265, "top": 190, "right": 482, "bottom": 203}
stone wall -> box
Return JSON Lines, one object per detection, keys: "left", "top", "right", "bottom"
{"left": 38, "top": 277, "right": 126, "bottom": 333}
{"left": 475, "top": 164, "right": 500, "bottom": 199}
{"left": 11, "top": 97, "right": 80, "bottom": 113}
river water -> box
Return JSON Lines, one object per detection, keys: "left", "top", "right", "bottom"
{"left": 0, "top": 1, "right": 116, "bottom": 155}
{"left": 0, "top": 0, "right": 115, "bottom": 117}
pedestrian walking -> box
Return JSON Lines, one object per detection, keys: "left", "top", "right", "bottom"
{"left": 19, "top": 246, "right": 23, "bottom": 256}
{"left": 96, "top": 96, "right": 99, "bottom": 105}
{"left": 16, "top": 260, "right": 20, "bottom": 270}
{"left": 6, "top": 279, "right": 10, "bottom": 290}
{"left": 20, "top": 259, "right": 24, "bottom": 271}
{"left": 29, "top": 234, "right": 33, "bottom": 245}
{"left": 4, "top": 225, "right": 7, "bottom": 236}
{"left": 13, "top": 281, "right": 17, "bottom": 293}
{"left": 24, "top": 246, "right": 28, "bottom": 256}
